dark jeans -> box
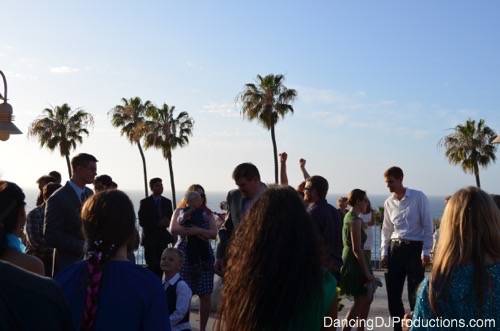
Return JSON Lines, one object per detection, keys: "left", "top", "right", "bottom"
{"left": 144, "top": 241, "right": 168, "bottom": 278}
{"left": 385, "top": 240, "right": 425, "bottom": 331}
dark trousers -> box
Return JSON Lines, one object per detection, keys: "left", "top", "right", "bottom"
{"left": 385, "top": 240, "right": 425, "bottom": 331}
{"left": 144, "top": 241, "right": 168, "bottom": 278}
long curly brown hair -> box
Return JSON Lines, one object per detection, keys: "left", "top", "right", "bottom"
{"left": 217, "top": 186, "right": 323, "bottom": 331}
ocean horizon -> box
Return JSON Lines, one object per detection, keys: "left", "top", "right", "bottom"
{"left": 23, "top": 189, "right": 447, "bottom": 220}
{"left": 22, "top": 188, "right": 446, "bottom": 263}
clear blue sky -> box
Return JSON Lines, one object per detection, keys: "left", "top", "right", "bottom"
{"left": 1, "top": 0, "right": 499, "bottom": 196}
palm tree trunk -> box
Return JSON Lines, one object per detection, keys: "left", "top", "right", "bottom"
{"left": 137, "top": 142, "right": 149, "bottom": 198}
{"left": 474, "top": 163, "right": 481, "bottom": 188}
{"left": 167, "top": 155, "right": 176, "bottom": 207}
{"left": 65, "top": 154, "right": 72, "bottom": 179}
{"left": 271, "top": 124, "right": 278, "bottom": 184}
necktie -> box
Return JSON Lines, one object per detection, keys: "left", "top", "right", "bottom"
{"left": 80, "top": 191, "right": 87, "bottom": 203}
{"left": 156, "top": 198, "right": 162, "bottom": 219}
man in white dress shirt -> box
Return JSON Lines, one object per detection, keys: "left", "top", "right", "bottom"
{"left": 380, "top": 166, "right": 432, "bottom": 331}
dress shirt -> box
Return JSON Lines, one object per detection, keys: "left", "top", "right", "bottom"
{"left": 381, "top": 188, "right": 433, "bottom": 257}
{"left": 164, "top": 273, "right": 192, "bottom": 331}
{"left": 68, "top": 180, "right": 86, "bottom": 202}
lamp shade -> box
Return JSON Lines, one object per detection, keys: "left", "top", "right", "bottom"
{"left": 0, "top": 101, "right": 22, "bottom": 140}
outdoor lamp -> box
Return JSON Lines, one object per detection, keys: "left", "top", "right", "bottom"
{"left": 0, "top": 70, "right": 22, "bottom": 141}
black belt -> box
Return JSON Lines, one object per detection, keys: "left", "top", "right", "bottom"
{"left": 391, "top": 238, "right": 422, "bottom": 245}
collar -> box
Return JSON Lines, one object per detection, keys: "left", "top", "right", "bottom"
{"left": 309, "top": 198, "right": 327, "bottom": 209}
{"left": 392, "top": 187, "right": 410, "bottom": 201}
{"left": 165, "top": 273, "right": 180, "bottom": 286}
{"left": 68, "top": 180, "right": 86, "bottom": 200}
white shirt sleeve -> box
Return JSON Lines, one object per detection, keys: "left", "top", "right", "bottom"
{"left": 381, "top": 200, "right": 393, "bottom": 257}
{"left": 420, "top": 193, "right": 433, "bottom": 256}
{"left": 169, "top": 280, "right": 192, "bottom": 326}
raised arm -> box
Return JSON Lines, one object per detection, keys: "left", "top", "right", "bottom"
{"left": 299, "top": 158, "right": 310, "bottom": 180}
{"left": 279, "top": 152, "right": 288, "bottom": 185}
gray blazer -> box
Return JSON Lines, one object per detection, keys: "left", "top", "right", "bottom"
{"left": 215, "top": 184, "right": 266, "bottom": 260}
{"left": 44, "top": 181, "right": 92, "bottom": 276}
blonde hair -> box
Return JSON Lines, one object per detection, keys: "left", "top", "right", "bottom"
{"left": 429, "top": 186, "right": 500, "bottom": 313}
{"left": 177, "top": 184, "right": 207, "bottom": 209}
{"left": 163, "top": 247, "right": 185, "bottom": 265}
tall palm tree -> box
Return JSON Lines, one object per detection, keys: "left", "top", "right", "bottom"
{"left": 144, "top": 103, "right": 193, "bottom": 206}
{"left": 29, "top": 103, "right": 93, "bottom": 178}
{"left": 239, "top": 74, "right": 297, "bottom": 183}
{"left": 441, "top": 119, "right": 497, "bottom": 188}
{"left": 110, "top": 97, "right": 152, "bottom": 198}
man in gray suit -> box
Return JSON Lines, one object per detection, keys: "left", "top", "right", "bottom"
{"left": 44, "top": 153, "right": 97, "bottom": 276}
{"left": 215, "top": 163, "right": 266, "bottom": 275}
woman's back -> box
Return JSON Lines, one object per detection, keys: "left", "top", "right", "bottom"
{"left": 56, "top": 260, "right": 169, "bottom": 331}
{"left": 413, "top": 263, "right": 500, "bottom": 330}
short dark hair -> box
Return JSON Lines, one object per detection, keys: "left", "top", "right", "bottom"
{"left": 94, "top": 175, "right": 113, "bottom": 187}
{"left": 307, "top": 175, "right": 329, "bottom": 199}
{"left": 43, "top": 182, "right": 62, "bottom": 201}
{"left": 149, "top": 177, "right": 162, "bottom": 189}
{"left": 347, "top": 189, "right": 367, "bottom": 207}
{"left": 36, "top": 175, "right": 55, "bottom": 186}
{"left": 48, "top": 171, "right": 62, "bottom": 183}
{"left": 232, "top": 163, "right": 260, "bottom": 181}
{"left": 71, "top": 153, "right": 98, "bottom": 170}
{"left": 384, "top": 166, "right": 404, "bottom": 180}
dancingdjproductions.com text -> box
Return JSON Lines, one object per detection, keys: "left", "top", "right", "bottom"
{"left": 324, "top": 317, "right": 496, "bottom": 330}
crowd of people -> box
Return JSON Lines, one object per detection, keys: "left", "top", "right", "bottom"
{"left": 1, "top": 151, "right": 500, "bottom": 330}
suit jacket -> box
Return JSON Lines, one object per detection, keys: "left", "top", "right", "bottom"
{"left": 44, "top": 181, "right": 92, "bottom": 276}
{"left": 138, "top": 195, "right": 173, "bottom": 246}
{"left": 307, "top": 199, "right": 343, "bottom": 271}
{"left": 216, "top": 184, "right": 266, "bottom": 259}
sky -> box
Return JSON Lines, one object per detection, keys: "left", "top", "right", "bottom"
{"left": 1, "top": 0, "right": 500, "bottom": 197}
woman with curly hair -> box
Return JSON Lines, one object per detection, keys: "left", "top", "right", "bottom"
{"left": 217, "top": 186, "right": 337, "bottom": 331}
{"left": 55, "top": 190, "right": 170, "bottom": 331}
{"left": 409, "top": 187, "right": 500, "bottom": 330}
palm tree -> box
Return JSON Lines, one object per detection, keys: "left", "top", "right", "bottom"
{"left": 239, "top": 74, "right": 297, "bottom": 183}
{"left": 144, "top": 103, "right": 193, "bottom": 206}
{"left": 29, "top": 103, "right": 93, "bottom": 178}
{"left": 440, "top": 119, "right": 497, "bottom": 188}
{"left": 110, "top": 97, "right": 152, "bottom": 198}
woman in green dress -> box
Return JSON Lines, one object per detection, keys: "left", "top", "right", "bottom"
{"left": 340, "top": 189, "right": 376, "bottom": 330}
